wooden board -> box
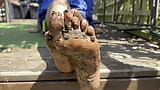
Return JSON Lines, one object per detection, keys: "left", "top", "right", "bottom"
{"left": 0, "top": 32, "right": 160, "bottom": 82}
{"left": 0, "top": 77, "right": 160, "bottom": 90}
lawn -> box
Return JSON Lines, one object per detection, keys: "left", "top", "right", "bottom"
{"left": 0, "top": 23, "right": 46, "bottom": 49}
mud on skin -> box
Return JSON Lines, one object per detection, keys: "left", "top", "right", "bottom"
{"left": 45, "top": 0, "right": 101, "bottom": 89}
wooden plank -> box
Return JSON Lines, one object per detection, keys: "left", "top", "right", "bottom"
{"left": 96, "top": 0, "right": 154, "bottom": 23}
{"left": 0, "top": 77, "right": 160, "bottom": 90}
{"left": 97, "top": 11, "right": 132, "bottom": 16}
{"left": 117, "top": 0, "right": 132, "bottom": 23}
{"left": 141, "top": 0, "right": 148, "bottom": 10}
{"left": 156, "top": 0, "right": 160, "bottom": 18}
{"left": 4, "top": 0, "right": 9, "bottom": 22}
{"left": 101, "top": 77, "right": 160, "bottom": 90}
{"left": 0, "top": 81, "right": 79, "bottom": 90}
{"left": 134, "top": 10, "right": 151, "bottom": 16}
{"left": 109, "top": 24, "right": 160, "bottom": 42}
{"left": 117, "top": 11, "right": 132, "bottom": 15}
{"left": 106, "top": 0, "right": 121, "bottom": 7}
{"left": 139, "top": 0, "right": 147, "bottom": 24}
{"left": 127, "top": 30, "right": 160, "bottom": 42}
{"left": 135, "top": 0, "right": 141, "bottom": 10}
{"left": 0, "top": 38, "right": 160, "bottom": 82}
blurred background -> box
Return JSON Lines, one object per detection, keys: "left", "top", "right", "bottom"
{"left": 0, "top": 0, "right": 38, "bottom": 22}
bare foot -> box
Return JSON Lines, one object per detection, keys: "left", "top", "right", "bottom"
{"left": 45, "top": 9, "right": 101, "bottom": 90}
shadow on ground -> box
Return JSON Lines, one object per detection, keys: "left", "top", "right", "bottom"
{"left": 29, "top": 25, "right": 160, "bottom": 90}
{"left": 97, "top": 26, "right": 160, "bottom": 90}
{"left": 30, "top": 26, "right": 160, "bottom": 90}
{"left": 30, "top": 47, "right": 79, "bottom": 90}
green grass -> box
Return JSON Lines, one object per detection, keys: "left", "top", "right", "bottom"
{"left": 0, "top": 23, "right": 46, "bottom": 49}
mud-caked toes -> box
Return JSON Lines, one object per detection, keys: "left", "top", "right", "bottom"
{"left": 45, "top": 31, "right": 53, "bottom": 41}
{"left": 71, "top": 15, "right": 81, "bottom": 29}
{"left": 80, "top": 19, "right": 89, "bottom": 32}
{"left": 64, "top": 10, "right": 73, "bottom": 31}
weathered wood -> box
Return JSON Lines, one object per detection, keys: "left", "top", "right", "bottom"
{"left": 97, "top": 10, "right": 151, "bottom": 16}
{"left": 105, "top": 0, "right": 121, "bottom": 7}
{"left": 0, "top": 77, "right": 160, "bottom": 90}
{"left": 134, "top": 10, "right": 150, "bottom": 16}
{"left": 0, "top": 25, "right": 160, "bottom": 90}
{"left": 97, "top": 0, "right": 155, "bottom": 24}
{"left": 106, "top": 23, "right": 160, "bottom": 42}
{"left": 4, "top": 0, "right": 9, "bottom": 22}
{"left": 0, "top": 81, "right": 79, "bottom": 90}
{"left": 0, "top": 37, "right": 160, "bottom": 82}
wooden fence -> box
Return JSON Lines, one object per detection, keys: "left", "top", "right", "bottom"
{"left": 94, "top": 0, "right": 160, "bottom": 41}
{"left": 94, "top": 0, "right": 159, "bottom": 25}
